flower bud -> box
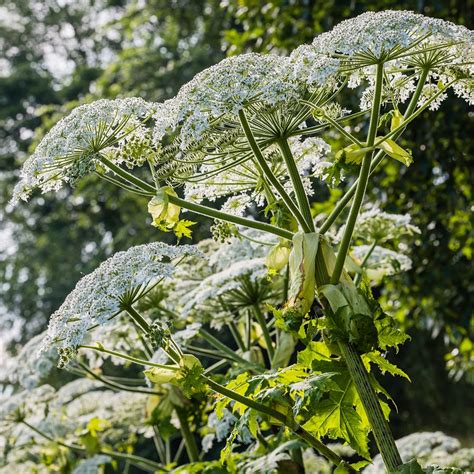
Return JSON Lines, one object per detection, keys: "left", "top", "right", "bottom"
{"left": 286, "top": 232, "right": 319, "bottom": 315}
{"left": 265, "top": 242, "right": 291, "bottom": 273}
{"left": 148, "top": 187, "right": 181, "bottom": 231}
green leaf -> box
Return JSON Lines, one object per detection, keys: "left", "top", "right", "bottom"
{"left": 148, "top": 186, "right": 181, "bottom": 231}
{"left": 271, "top": 331, "right": 296, "bottom": 369}
{"left": 303, "top": 377, "right": 371, "bottom": 459}
{"left": 376, "top": 138, "right": 413, "bottom": 166}
{"left": 79, "top": 432, "right": 100, "bottom": 455}
{"left": 144, "top": 366, "right": 178, "bottom": 384}
{"left": 374, "top": 312, "right": 410, "bottom": 351}
{"left": 394, "top": 458, "right": 424, "bottom": 474}
{"left": 86, "top": 417, "right": 111, "bottom": 436}
{"left": 391, "top": 109, "right": 405, "bottom": 131}
{"left": 336, "top": 143, "right": 371, "bottom": 165}
{"left": 364, "top": 351, "right": 411, "bottom": 381}
{"left": 265, "top": 242, "right": 291, "bottom": 273}
{"left": 177, "top": 354, "right": 206, "bottom": 397}
{"left": 297, "top": 341, "right": 333, "bottom": 367}
{"left": 174, "top": 219, "right": 196, "bottom": 239}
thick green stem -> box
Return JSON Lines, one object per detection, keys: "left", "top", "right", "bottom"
{"left": 330, "top": 62, "right": 384, "bottom": 284}
{"left": 174, "top": 407, "right": 200, "bottom": 463}
{"left": 169, "top": 194, "right": 294, "bottom": 240}
{"left": 203, "top": 376, "right": 348, "bottom": 469}
{"left": 124, "top": 304, "right": 151, "bottom": 332}
{"left": 338, "top": 343, "right": 402, "bottom": 472}
{"left": 253, "top": 304, "right": 275, "bottom": 360}
{"left": 278, "top": 138, "right": 316, "bottom": 232}
{"left": 238, "top": 109, "right": 311, "bottom": 232}
{"left": 319, "top": 67, "right": 430, "bottom": 235}
{"left": 125, "top": 305, "right": 181, "bottom": 364}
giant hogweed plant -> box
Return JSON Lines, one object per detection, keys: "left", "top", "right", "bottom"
{"left": 5, "top": 11, "right": 473, "bottom": 474}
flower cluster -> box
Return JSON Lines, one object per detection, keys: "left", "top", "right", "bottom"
{"left": 181, "top": 135, "right": 332, "bottom": 215}
{"left": 351, "top": 245, "right": 412, "bottom": 281}
{"left": 181, "top": 229, "right": 278, "bottom": 323}
{"left": 364, "top": 432, "right": 474, "bottom": 473}
{"left": 0, "top": 385, "right": 55, "bottom": 430}
{"left": 41, "top": 242, "right": 201, "bottom": 363}
{"left": 289, "top": 136, "right": 333, "bottom": 191}
{"left": 346, "top": 208, "right": 421, "bottom": 244}
{"left": 153, "top": 53, "right": 300, "bottom": 148}
{"left": 12, "top": 98, "right": 156, "bottom": 204}
{"left": 291, "top": 11, "right": 473, "bottom": 109}
{"left": 4, "top": 332, "right": 57, "bottom": 390}
{"left": 298, "top": 11, "right": 472, "bottom": 65}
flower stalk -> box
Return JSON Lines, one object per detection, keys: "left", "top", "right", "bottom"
{"left": 238, "top": 109, "right": 312, "bottom": 232}
{"left": 330, "top": 61, "right": 385, "bottom": 285}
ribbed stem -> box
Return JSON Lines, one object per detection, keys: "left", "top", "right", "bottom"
{"left": 124, "top": 304, "right": 150, "bottom": 332}
{"left": 278, "top": 138, "right": 316, "bottom": 232}
{"left": 174, "top": 407, "right": 199, "bottom": 462}
{"left": 238, "top": 109, "right": 311, "bottom": 232}
{"left": 338, "top": 342, "right": 402, "bottom": 472}
{"left": 330, "top": 62, "right": 384, "bottom": 284}
{"left": 169, "top": 194, "right": 294, "bottom": 240}
{"left": 314, "top": 246, "right": 402, "bottom": 471}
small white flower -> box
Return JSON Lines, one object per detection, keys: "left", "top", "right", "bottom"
{"left": 41, "top": 242, "right": 201, "bottom": 360}
{"left": 72, "top": 455, "right": 112, "bottom": 474}
{"left": 12, "top": 98, "right": 156, "bottom": 204}
{"left": 6, "top": 332, "right": 57, "bottom": 390}
{"left": 153, "top": 53, "right": 300, "bottom": 149}
{"left": 291, "top": 11, "right": 473, "bottom": 107}
{"left": 342, "top": 208, "right": 421, "bottom": 244}
{"left": 351, "top": 245, "right": 412, "bottom": 281}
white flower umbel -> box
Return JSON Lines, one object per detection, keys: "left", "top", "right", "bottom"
{"left": 182, "top": 257, "right": 268, "bottom": 316}
{"left": 6, "top": 331, "right": 57, "bottom": 390}
{"left": 309, "top": 11, "right": 471, "bottom": 65}
{"left": 289, "top": 136, "right": 333, "bottom": 191}
{"left": 343, "top": 208, "right": 421, "bottom": 244}
{"left": 41, "top": 242, "right": 201, "bottom": 362}
{"left": 153, "top": 53, "right": 300, "bottom": 148}
{"left": 72, "top": 455, "right": 112, "bottom": 474}
{"left": 208, "top": 227, "right": 276, "bottom": 271}
{"left": 0, "top": 385, "right": 55, "bottom": 430}
{"left": 181, "top": 136, "right": 332, "bottom": 211}
{"left": 351, "top": 245, "right": 412, "bottom": 282}
{"left": 12, "top": 98, "right": 156, "bottom": 204}
{"left": 291, "top": 11, "right": 473, "bottom": 106}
